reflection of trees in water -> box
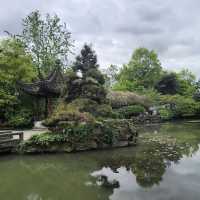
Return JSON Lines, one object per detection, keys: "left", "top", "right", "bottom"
{"left": 96, "top": 135, "right": 199, "bottom": 189}
{"left": 132, "top": 141, "right": 182, "bottom": 188}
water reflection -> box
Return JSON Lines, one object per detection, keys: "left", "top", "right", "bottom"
{"left": 91, "top": 122, "right": 200, "bottom": 199}
{"left": 93, "top": 140, "right": 184, "bottom": 188}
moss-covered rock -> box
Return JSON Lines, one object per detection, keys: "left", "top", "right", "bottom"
{"left": 19, "top": 119, "right": 138, "bottom": 153}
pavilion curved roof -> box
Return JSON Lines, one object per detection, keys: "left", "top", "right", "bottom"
{"left": 19, "top": 67, "right": 66, "bottom": 97}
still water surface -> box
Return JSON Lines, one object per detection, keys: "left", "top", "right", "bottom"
{"left": 0, "top": 122, "right": 200, "bottom": 200}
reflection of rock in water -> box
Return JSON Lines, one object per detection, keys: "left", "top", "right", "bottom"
{"left": 91, "top": 167, "right": 120, "bottom": 189}
{"left": 98, "top": 175, "right": 120, "bottom": 188}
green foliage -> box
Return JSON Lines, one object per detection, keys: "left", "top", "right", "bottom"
{"left": 21, "top": 118, "right": 137, "bottom": 152}
{"left": 19, "top": 10, "right": 73, "bottom": 77}
{"left": 113, "top": 79, "right": 145, "bottom": 93}
{"left": 0, "top": 38, "right": 36, "bottom": 123}
{"left": 67, "top": 44, "right": 107, "bottom": 103}
{"left": 116, "top": 48, "right": 162, "bottom": 91}
{"left": 85, "top": 68, "right": 105, "bottom": 85}
{"left": 116, "top": 105, "right": 146, "bottom": 119}
{"left": 21, "top": 122, "right": 96, "bottom": 149}
{"left": 155, "top": 73, "right": 180, "bottom": 95}
{"left": 73, "top": 44, "right": 98, "bottom": 75}
{"left": 158, "top": 107, "right": 174, "bottom": 121}
{"left": 94, "top": 104, "right": 115, "bottom": 118}
{"left": 45, "top": 98, "right": 115, "bottom": 127}
{"left": 193, "top": 92, "right": 200, "bottom": 102}
{"left": 155, "top": 69, "right": 197, "bottom": 97}
{"left": 61, "top": 123, "right": 95, "bottom": 142}
{"left": 24, "top": 132, "right": 68, "bottom": 147}
{"left": 159, "top": 95, "right": 200, "bottom": 118}
{"left": 6, "top": 108, "right": 33, "bottom": 128}
{"left": 176, "top": 69, "right": 197, "bottom": 96}
{"left": 20, "top": 122, "right": 110, "bottom": 149}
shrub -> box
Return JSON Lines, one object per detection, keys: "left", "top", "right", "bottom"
{"left": 158, "top": 107, "right": 174, "bottom": 121}
{"left": 193, "top": 92, "right": 200, "bottom": 102}
{"left": 27, "top": 133, "right": 67, "bottom": 147}
{"left": 44, "top": 99, "right": 97, "bottom": 127}
{"left": 116, "top": 105, "right": 146, "bottom": 119}
{"left": 19, "top": 119, "right": 138, "bottom": 153}
{"left": 6, "top": 108, "right": 33, "bottom": 128}
{"left": 159, "top": 95, "right": 200, "bottom": 118}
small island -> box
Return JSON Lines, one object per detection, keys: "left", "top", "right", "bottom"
{"left": 19, "top": 45, "right": 139, "bottom": 153}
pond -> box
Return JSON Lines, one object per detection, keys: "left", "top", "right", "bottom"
{"left": 0, "top": 121, "right": 200, "bottom": 200}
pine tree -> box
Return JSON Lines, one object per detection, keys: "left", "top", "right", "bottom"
{"left": 67, "top": 44, "right": 106, "bottom": 103}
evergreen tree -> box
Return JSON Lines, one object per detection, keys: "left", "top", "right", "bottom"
{"left": 67, "top": 44, "right": 106, "bottom": 103}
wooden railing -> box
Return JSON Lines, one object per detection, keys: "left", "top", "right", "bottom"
{"left": 0, "top": 131, "right": 24, "bottom": 151}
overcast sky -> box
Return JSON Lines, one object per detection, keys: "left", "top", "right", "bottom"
{"left": 1, "top": 0, "right": 200, "bottom": 78}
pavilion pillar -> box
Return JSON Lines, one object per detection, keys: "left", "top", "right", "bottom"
{"left": 45, "top": 97, "right": 48, "bottom": 118}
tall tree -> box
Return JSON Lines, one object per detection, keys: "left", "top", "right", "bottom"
{"left": 67, "top": 44, "right": 106, "bottom": 103}
{"left": 177, "top": 69, "right": 197, "bottom": 96}
{"left": 0, "top": 38, "right": 36, "bottom": 121}
{"left": 73, "top": 44, "right": 105, "bottom": 84}
{"left": 118, "top": 48, "right": 162, "bottom": 91}
{"left": 19, "top": 10, "right": 73, "bottom": 77}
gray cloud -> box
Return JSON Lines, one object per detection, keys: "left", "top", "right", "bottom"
{"left": 1, "top": 0, "right": 200, "bottom": 78}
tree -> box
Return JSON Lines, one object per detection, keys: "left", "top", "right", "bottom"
{"left": 155, "top": 73, "right": 180, "bottom": 95}
{"left": 193, "top": 79, "right": 200, "bottom": 101}
{"left": 104, "top": 64, "right": 119, "bottom": 88}
{"left": 19, "top": 10, "right": 73, "bottom": 77}
{"left": 117, "top": 48, "right": 162, "bottom": 91}
{"left": 67, "top": 44, "right": 106, "bottom": 103}
{"left": 73, "top": 44, "right": 105, "bottom": 84}
{"left": 0, "top": 38, "right": 36, "bottom": 122}
{"left": 177, "top": 69, "right": 197, "bottom": 96}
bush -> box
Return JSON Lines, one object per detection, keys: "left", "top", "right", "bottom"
{"left": 158, "top": 107, "right": 174, "bottom": 121}
{"left": 27, "top": 133, "right": 67, "bottom": 147}
{"left": 159, "top": 95, "right": 200, "bottom": 118}
{"left": 6, "top": 109, "right": 33, "bottom": 128}
{"left": 193, "top": 92, "right": 200, "bottom": 102}
{"left": 19, "top": 119, "right": 138, "bottom": 153}
{"left": 45, "top": 98, "right": 116, "bottom": 127}
{"left": 116, "top": 105, "right": 146, "bottom": 119}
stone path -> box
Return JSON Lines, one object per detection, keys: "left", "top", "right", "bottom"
{"left": 22, "top": 129, "right": 48, "bottom": 140}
